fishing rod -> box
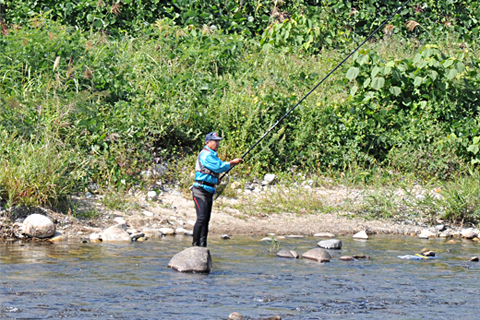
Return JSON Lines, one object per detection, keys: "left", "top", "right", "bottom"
{"left": 218, "top": 0, "right": 413, "bottom": 183}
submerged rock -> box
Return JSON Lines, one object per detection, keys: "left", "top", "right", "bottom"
{"left": 22, "top": 214, "right": 56, "bottom": 239}
{"left": 302, "top": 248, "right": 331, "bottom": 262}
{"left": 470, "top": 256, "right": 479, "bottom": 262}
{"left": 229, "top": 312, "right": 245, "bottom": 320}
{"left": 317, "top": 239, "right": 342, "bottom": 250}
{"left": 102, "top": 225, "right": 131, "bottom": 242}
{"left": 168, "top": 247, "right": 212, "bottom": 273}
{"left": 339, "top": 256, "right": 355, "bottom": 261}
{"left": 276, "top": 249, "right": 299, "bottom": 259}
{"left": 49, "top": 231, "right": 68, "bottom": 242}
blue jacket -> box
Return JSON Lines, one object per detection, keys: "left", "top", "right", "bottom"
{"left": 194, "top": 147, "right": 231, "bottom": 193}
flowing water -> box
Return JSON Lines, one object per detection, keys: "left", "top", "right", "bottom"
{"left": 1, "top": 235, "right": 479, "bottom": 319}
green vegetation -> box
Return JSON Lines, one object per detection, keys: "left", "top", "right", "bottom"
{"left": 0, "top": 1, "right": 479, "bottom": 224}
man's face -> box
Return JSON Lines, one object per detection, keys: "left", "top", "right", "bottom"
{"left": 207, "top": 140, "right": 220, "bottom": 151}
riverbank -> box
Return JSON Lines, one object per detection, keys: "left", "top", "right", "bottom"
{"left": 2, "top": 182, "right": 476, "bottom": 242}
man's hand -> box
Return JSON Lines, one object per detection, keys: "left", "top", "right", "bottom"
{"left": 229, "top": 158, "right": 243, "bottom": 166}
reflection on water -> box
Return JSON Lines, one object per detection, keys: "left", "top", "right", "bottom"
{"left": 1, "top": 235, "right": 479, "bottom": 319}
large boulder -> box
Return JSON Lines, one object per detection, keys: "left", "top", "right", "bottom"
{"left": 168, "top": 247, "right": 212, "bottom": 273}
{"left": 302, "top": 248, "right": 332, "bottom": 262}
{"left": 102, "top": 225, "right": 131, "bottom": 242}
{"left": 317, "top": 239, "right": 342, "bottom": 249}
{"left": 22, "top": 214, "right": 56, "bottom": 238}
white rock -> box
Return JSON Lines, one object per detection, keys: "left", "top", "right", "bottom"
{"left": 187, "top": 220, "right": 196, "bottom": 226}
{"left": 353, "top": 230, "right": 368, "bottom": 239}
{"left": 314, "top": 232, "right": 336, "bottom": 238}
{"left": 147, "top": 191, "right": 158, "bottom": 201}
{"left": 159, "top": 227, "right": 175, "bottom": 235}
{"left": 89, "top": 233, "right": 101, "bottom": 240}
{"left": 461, "top": 228, "right": 479, "bottom": 239}
{"left": 113, "top": 217, "right": 126, "bottom": 224}
{"left": 102, "top": 225, "right": 131, "bottom": 242}
{"left": 22, "top": 214, "right": 56, "bottom": 239}
{"left": 143, "top": 210, "right": 154, "bottom": 217}
{"left": 175, "top": 227, "right": 187, "bottom": 234}
{"left": 142, "top": 228, "right": 165, "bottom": 238}
{"left": 263, "top": 174, "right": 276, "bottom": 185}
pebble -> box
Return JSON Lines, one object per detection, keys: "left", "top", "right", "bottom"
{"left": 114, "top": 217, "right": 126, "bottom": 224}
{"left": 339, "top": 256, "right": 355, "bottom": 261}
{"left": 447, "top": 240, "right": 456, "bottom": 244}
{"left": 221, "top": 234, "right": 230, "bottom": 240}
{"left": 142, "top": 210, "right": 154, "bottom": 217}
{"left": 353, "top": 254, "right": 370, "bottom": 260}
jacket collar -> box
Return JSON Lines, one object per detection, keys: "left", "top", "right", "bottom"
{"left": 204, "top": 146, "right": 217, "bottom": 156}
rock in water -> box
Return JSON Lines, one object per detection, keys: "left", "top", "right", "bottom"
{"left": 317, "top": 239, "right": 342, "bottom": 249}
{"left": 102, "top": 225, "right": 131, "bottom": 242}
{"left": 168, "top": 247, "right": 212, "bottom": 273}
{"left": 277, "top": 249, "right": 298, "bottom": 259}
{"left": 313, "top": 232, "right": 336, "bottom": 238}
{"left": 22, "top": 214, "right": 56, "bottom": 238}
{"left": 353, "top": 230, "right": 368, "bottom": 239}
{"left": 229, "top": 312, "right": 245, "bottom": 320}
{"left": 302, "top": 248, "right": 332, "bottom": 262}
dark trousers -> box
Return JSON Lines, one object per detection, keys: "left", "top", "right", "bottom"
{"left": 192, "top": 186, "right": 213, "bottom": 247}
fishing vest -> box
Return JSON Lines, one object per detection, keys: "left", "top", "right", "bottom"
{"left": 195, "top": 148, "right": 220, "bottom": 179}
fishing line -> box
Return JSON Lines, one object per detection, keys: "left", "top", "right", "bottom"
{"left": 216, "top": 0, "right": 413, "bottom": 193}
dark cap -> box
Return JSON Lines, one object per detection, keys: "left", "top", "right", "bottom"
{"left": 205, "top": 131, "right": 223, "bottom": 143}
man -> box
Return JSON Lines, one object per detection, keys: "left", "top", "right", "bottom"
{"left": 192, "top": 131, "right": 242, "bottom": 247}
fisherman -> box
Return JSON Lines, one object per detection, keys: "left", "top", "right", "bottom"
{"left": 192, "top": 132, "right": 242, "bottom": 247}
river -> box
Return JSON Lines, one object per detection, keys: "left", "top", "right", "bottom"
{"left": 1, "top": 235, "right": 479, "bottom": 319}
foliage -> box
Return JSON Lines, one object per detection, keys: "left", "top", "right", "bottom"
{"left": 0, "top": 129, "right": 81, "bottom": 207}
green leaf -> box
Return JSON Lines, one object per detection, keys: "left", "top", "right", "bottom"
{"left": 389, "top": 86, "right": 401, "bottom": 96}
{"left": 371, "top": 77, "right": 385, "bottom": 90}
{"left": 350, "top": 85, "right": 358, "bottom": 96}
{"left": 346, "top": 67, "right": 360, "bottom": 80}
{"left": 357, "top": 54, "right": 369, "bottom": 65}
{"left": 371, "top": 66, "right": 381, "bottom": 78}
{"left": 467, "top": 144, "right": 479, "bottom": 155}
{"left": 446, "top": 68, "right": 457, "bottom": 80}
{"left": 443, "top": 59, "right": 454, "bottom": 68}
{"left": 185, "top": 10, "right": 197, "bottom": 17}
{"left": 363, "top": 77, "right": 371, "bottom": 88}
{"left": 413, "top": 76, "right": 424, "bottom": 87}
{"left": 456, "top": 62, "right": 465, "bottom": 73}
{"left": 87, "top": 14, "right": 94, "bottom": 22}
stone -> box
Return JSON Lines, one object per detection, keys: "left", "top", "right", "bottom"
{"left": 435, "top": 224, "right": 445, "bottom": 232}
{"left": 159, "top": 227, "right": 175, "bottom": 235}
{"left": 187, "top": 220, "right": 196, "bottom": 226}
{"left": 49, "top": 231, "right": 68, "bottom": 242}
{"left": 439, "top": 231, "right": 452, "bottom": 238}
{"left": 422, "top": 251, "right": 436, "bottom": 257}
{"left": 461, "top": 228, "right": 479, "bottom": 239}
{"left": 221, "top": 234, "right": 230, "bottom": 240}
{"left": 340, "top": 256, "right": 355, "bottom": 261}
{"left": 447, "top": 240, "right": 456, "bottom": 244}
{"left": 285, "top": 235, "right": 305, "bottom": 239}
{"left": 313, "top": 232, "right": 335, "bottom": 238}
{"left": 147, "top": 191, "right": 158, "bottom": 201}
{"left": 418, "top": 229, "right": 437, "bottom": 239}
{"left": 353, "top": 254, "right": 370, "bottom": 260}
{"left": 317, "top": 239, "right": 342, "bottom": 250}
{"left": 142, "top": 228, "right": 165, "bottom": 239}
{"left": 168, "top": 247, "right": 212, "bottom": 273}
{"left": 114, "top": 217, "right": 126, "bottom": 224}
{"left": 302, "top": 248, "right": 332, "bottom": 262}
{"left": 276, "top": 249, "right": 299, "bottom": 259}
{"left": 229, "top": 312, "right": 245, "bottom": 320}
{"left": 143, "top": 210, "right": 154, "bottom": 217}
{"left": 130, "top": 232, "right": 145, "bottom": 241}
{"left": 22, "top": 214, "right": 56, "bottom": 239}
{"left": 470, "top": 256, "right": 479, "bottom": 262}
{"left": 353, "top": 230, "right": 368, "bottom": 239}
{"left": 263, "top": 173, "right": 276, "bottom": 185}
{"left": 261, "top": 237, "right": 277, "bottom": 242}
{"left": 183, "top": 230, "right": 193, "bottom": 236}
{"left": 153, "top": 164, "right": 168, "bottom": 176}
{"left": 102, "top": 225, "right": 131, "bottom": 242}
